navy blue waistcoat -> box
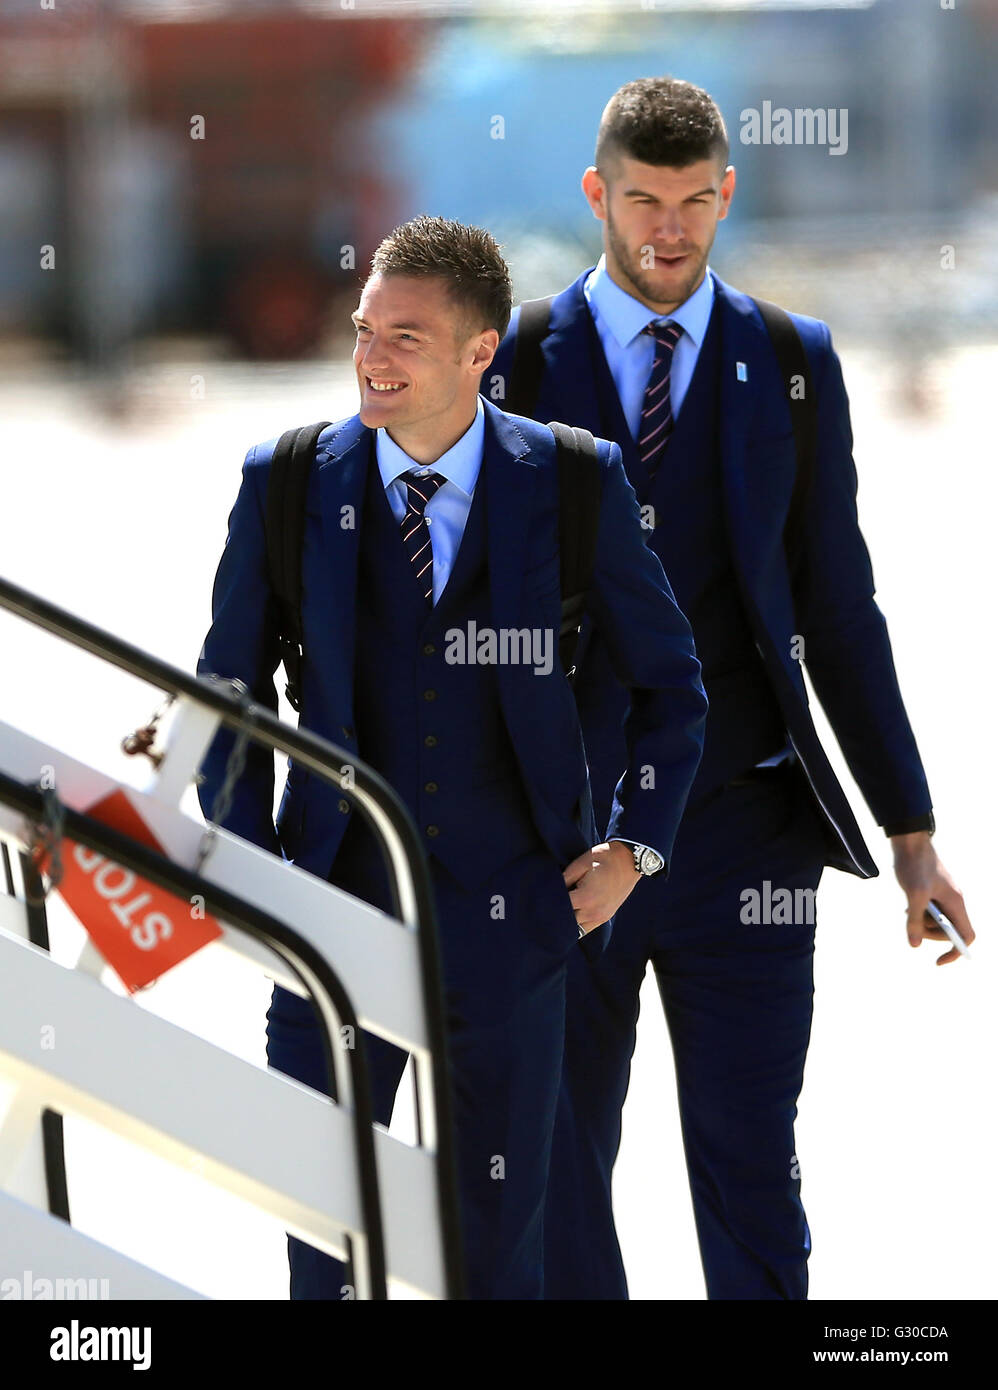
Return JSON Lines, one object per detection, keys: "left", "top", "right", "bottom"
{"left": 329, "top": 444, "right": 544, "bottom": 895}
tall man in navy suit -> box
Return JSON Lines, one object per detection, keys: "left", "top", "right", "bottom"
{"left": 487, "top": 78, "right": 976, "bottom": 1299}
{"left": 196, "top": 215, "right": 708, "bottom": 1299}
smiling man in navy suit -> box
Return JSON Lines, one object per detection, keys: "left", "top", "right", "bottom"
{"left": 196, "top": 215, "right": 707, "bottom": 1299}
{"left": 487, "top": 78, "right": 976, "bottom": 1299}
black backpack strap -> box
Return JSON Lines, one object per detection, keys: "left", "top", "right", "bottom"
{"left": 549, "top": 422, "right": 601, "bottom": 682}
{"left": 264, "top": 420, "right": 332, "bottom": 712}
{"left": 506, "top": 296, "right": 554, "bottom": 417}
{"left": 751, "top": 297, "right": 818, "bottom": 577}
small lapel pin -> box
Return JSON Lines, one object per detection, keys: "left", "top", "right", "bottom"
{"left": 736, "top": 361, "right": 748, "bottom": 382}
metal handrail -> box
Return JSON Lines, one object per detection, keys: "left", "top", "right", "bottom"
{"left": 0, "top": 571, "right": 465, "bottom": 1299}
{"left": 0, "top": 774, "right": 388, "bottom": 1295}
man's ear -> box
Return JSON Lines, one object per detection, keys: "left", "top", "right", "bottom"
{"left": 717, "top": 164, "right": 736, "bottom": 221}
{"left": 581, "top": 165, "right": 608, "bottom": 222}
{"left": 472, "top": 328, "right": 500, "bottom": 375}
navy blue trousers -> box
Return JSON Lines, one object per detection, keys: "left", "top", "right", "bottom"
{"left": 543, "top": 761, "right": 829, "bottom": 1300}
{"left": 265, "top": 842, "right": 578, "bottom": 1300}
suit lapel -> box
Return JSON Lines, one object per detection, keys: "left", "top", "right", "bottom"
{"left": 715, "top": 277, "right": 775, "bottom": 611}
{"left": 315, "top": 415, "right": 372, "bottom": 712}
{"left": 540, "top": 272, "right": 638, "bottom": 473}
{"left": 481, "top": 399, "right": 536, "bottom": 641}
{"left": 582, "top": 301, "right": 640, "bottom": 481}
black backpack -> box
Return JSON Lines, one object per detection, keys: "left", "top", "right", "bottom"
{"left": 265, "top": 420, "right": 602, "bottom": 713}
{"left": 507, "top": 293, "right": 818, "bottom": 576}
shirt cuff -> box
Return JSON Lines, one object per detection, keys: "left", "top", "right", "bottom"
{"left": 609, "top": 837, "right": 665, "bottom": 865}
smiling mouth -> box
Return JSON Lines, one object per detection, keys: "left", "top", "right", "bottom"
{"left": 366, "top": 378, "right": 407, "bottom": 393}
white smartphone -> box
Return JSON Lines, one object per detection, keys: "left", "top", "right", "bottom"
{"left": 925, "top": 900, "right": 971, "bottom": 959}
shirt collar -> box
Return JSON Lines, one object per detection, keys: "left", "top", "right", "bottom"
{"left": 375, "top": 394, "right": 484, "bottom": 496}
{"left": 584, "top": 253, "right": 716, "bottom": 351}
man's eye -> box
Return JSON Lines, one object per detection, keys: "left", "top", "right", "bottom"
{"left": 398, "top": 333, "right": 416, "bottom": 342}
{"left": 355, "top": 326, "right": 371, "bottom": 336}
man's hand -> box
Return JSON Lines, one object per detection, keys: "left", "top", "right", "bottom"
{"left": 891, "top": 831, "right": 975, "bottom": 965}
{"left": 563, "top": 841, "right": 642, "bottom": 936}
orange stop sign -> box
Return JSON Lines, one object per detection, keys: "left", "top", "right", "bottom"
{"left": 51, "top": 788, "right": 223, "bottom": 993}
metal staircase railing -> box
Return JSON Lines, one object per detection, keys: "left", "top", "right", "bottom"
{"left": 0, "top": 572, "right": 464, "bottom": 1299}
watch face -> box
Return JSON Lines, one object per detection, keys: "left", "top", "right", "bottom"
{"left": 639, "top": 848, "right": 663, "bottom": 875}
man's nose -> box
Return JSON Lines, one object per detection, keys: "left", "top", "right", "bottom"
{"left": 654, "top": 210, "right": 685, "bottom": 243}
{"left": 358, "top": 335, "right": 390, "bottom": 370}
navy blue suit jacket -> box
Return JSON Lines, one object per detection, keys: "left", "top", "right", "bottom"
{"left": 196, "top": 398, "right": 708, "bottom": 931}
{"left": 487, "top": 269, "right": 934, "bottom": 878}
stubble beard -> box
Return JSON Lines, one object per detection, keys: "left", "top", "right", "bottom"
{"left": 606, "top": 208, "right": 708, "bottom": 312}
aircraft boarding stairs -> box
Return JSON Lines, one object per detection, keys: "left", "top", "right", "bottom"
{"left": 0, "top": 574, "right": 464, "bottom": 1300}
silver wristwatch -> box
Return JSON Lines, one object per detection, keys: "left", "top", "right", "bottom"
{"left": 632, "top": 844, "right": 665, "bottom": 876}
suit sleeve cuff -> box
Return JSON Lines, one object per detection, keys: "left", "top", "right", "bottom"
{"left": 883, "top": 812, "right": 935, "bottom": 838}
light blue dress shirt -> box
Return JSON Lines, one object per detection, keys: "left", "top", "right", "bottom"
{"left": 583, "top": 254, "right": 716, "bottom": 440}
{"left": 376, "top": 395, "right": 485, "bottom": 606}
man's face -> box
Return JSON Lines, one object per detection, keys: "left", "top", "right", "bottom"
{"left": 352, "top": 273, "right": 494, "bottom": 437}
{"left": 582, "top": 155, "right": 735, "bottom": 312}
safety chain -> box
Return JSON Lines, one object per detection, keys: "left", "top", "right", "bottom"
{"left": 194, "top": 677, "right": 254, "bottom": 873}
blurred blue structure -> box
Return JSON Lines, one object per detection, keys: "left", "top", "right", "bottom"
{"left": 0, "top": 0, "right": 994, "bottom": 357}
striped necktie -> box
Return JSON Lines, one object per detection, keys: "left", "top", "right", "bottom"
{"left": 638, "top": 319, "right": 682, "bottom": 479}
{"left": 400, "top": 470, "right": 446, "bottom": 603}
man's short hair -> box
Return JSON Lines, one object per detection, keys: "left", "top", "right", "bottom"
{"left": 369, "top": 215, "right": 513, "bottom": 341}
{"left": 595, "top": 77, "right": 729, "bottom": 175}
